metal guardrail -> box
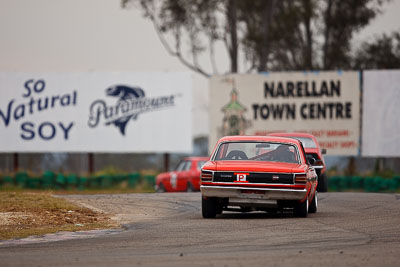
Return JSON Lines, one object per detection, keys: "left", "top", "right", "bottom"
{"left": 0, "top": 172, "right": 156, "bottom": 190}
{"left": 328, "top": 176, "right": 400, "bottom": 192}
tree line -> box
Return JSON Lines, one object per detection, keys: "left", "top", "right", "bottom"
{"left": 122, "top": 0, "right": 400, "bottom": 77}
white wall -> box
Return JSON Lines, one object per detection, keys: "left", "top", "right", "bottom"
{"left": 362, "top": 70, "right": 400, "bottom": 157}
{"left": 1, "top": 0, "right": 399, "bottom": 139}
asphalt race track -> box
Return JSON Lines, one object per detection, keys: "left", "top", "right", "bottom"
{"left": 1, "top": 192, "right": 400, "bottom": 266}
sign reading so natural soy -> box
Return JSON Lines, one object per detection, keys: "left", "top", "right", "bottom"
{"left": 0, "top": 72, "right": 192, "bottom": 153}
{"left": 1, "top": 79, "right": 77, "bottom": 141}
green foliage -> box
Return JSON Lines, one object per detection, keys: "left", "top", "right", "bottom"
{"left": 122, "top": 0, "right": 393, "bottom": 73}
{"left": 122, "top": 0, "right": 227, "bottom": 76}
{"left": 371, "top": 158, "right": 396, "bottom": 178}
{"left": 353, "top": 31, "right": 400, "bottom": 69}
{"left": 95, "top": 166, "right": 126, "bottom": 176}
{"left": 344, "top": 157, "right": 357, "bottom": 176}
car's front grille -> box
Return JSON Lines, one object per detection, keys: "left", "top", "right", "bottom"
{"left": 213, "top": 172, "right": 294, "bottom": 184}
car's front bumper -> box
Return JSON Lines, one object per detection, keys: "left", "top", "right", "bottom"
{"left": 201, "top": 184, "right": 307, "bottom": 201}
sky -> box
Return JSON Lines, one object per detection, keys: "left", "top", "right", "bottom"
{"left": 0, "top": 0, "right": 399, "bottom": 137}
{"left": 353, "top": 0, "right": 400, "bottom": 45}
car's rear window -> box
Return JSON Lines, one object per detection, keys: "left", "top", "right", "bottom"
{"left": 175, "top": 160, "right": 191, "bottom": 171}
{"left": 213, "top": 142, "right": 300, "bottom": 164}
{"left": 287, "top": 136, "right": 317, "bottom": 148}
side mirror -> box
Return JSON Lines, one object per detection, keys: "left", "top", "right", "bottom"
{"left": 308, "top": 158, "right": 316, "bottom": 165}
{"left": 321, "top": 148, "right": 327, "bottom": 155}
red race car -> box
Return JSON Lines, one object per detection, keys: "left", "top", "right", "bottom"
{"left": 201, "top": 136, "right": 318, "bottom": 218}
{"left": 269, "top": 132, "right": 327, "bottom": 192}
{"left": 155, "top": 157, "right": 209, "bottom": 192}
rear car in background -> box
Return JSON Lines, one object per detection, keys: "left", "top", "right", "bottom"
{"left": 200, "top": 136, "right": 318, "bottom": 218}
{"left": 269, "top": 132, "right": 328, "bottom": 192}
{"left": 155, "top": 157, "right": 209, "bottom": 192}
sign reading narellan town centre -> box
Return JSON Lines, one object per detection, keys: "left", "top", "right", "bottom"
{"left": 209, "top": 72, "right": 360, "bottom": 155}
{"left": 0, "top": 72, "right": 192, "bottom": 152}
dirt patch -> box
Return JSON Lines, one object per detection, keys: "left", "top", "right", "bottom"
{"left": 0, "top": 212, "right": 34, "bottom": 226}
{"left": 0, "top": 192, "right": 119, "bottom": 240}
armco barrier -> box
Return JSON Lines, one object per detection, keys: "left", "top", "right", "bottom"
{"left": 55, "top": 173, "right": 66, "bottom": 189}
{"left": 350, "top": 176, "right": 363, "bottom": 189}
{"left": 4, "top": 171, "right": 400, "bottom": 192}
{"left": 2, "top": 175, "right": 14, "bottom": 186}
{"left": 26, "top": 177, "right": 41, "bottom": 189}
{"left": 67, "top": 174, "right": 78, "bottom": 189}
{"left": 1, "top": 173, "right": 398, "bottom": 192}
{"left": 88, "top": 176, "right": 101, "bottom": 188}
{"left": 0, "top": 172, "right": 151, "bottom": 190}
{"left": 78, "top": 176, "right": 88, "bottom": 190}
{"left": 100, "top": 175, "right": 113, "bottom": 188}
{"left": 15, "top": 172, "right": 28, "bottom": 187}
{"left": 327, "top": 176, "right": 400, "bottom": 192}
{"left": 143, "top": 175, "right": 155, "bottom": 186}
{"left": 42, "top": 171, "right": 55, "bottom": 189}
{"left": 128, "top": 173, "right": 140, "bottom": 188}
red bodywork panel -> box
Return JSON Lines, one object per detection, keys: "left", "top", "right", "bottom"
{"left": 156, "top": 157, "right": 209, "bottom": 192}
{"left": 269, "top": 132, "right": 326, "bottom": 175}
{"left": 201, "top": 181, "right": 307, "bottom": 190}
{"left": 213, "top": 161, "right": 306, "bottom": 173}
{"left": 202, "top": 136, "right": 317, "bottom": 203}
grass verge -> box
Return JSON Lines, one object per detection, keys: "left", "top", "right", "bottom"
{"left": 0, "top": 192, "right": 118, "bottom": 240}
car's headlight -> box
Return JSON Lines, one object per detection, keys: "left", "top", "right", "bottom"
{"left": 201, "top": 170, "right": 213, "bottom": 182}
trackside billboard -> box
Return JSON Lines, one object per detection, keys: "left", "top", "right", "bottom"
{"left": 0, "top": 72, "right": 192, "bottom": 153}
{"left": 209, "top": 72, "right": 361, "bottom": 155}
{"left": 362, "top": 70, "right": 400, "bottom": 157}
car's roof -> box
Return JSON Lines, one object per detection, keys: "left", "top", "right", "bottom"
{"left": 183, "top": 156, "right": 209, "bottom": 161}
{"left": 218, "top": 135, "right": 302, "bottom": 146}
{"left": 269, "top": 132, "right": 317, "bottom": 139}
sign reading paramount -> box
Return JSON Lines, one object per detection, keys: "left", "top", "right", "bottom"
{"left": 0, "top": 72, "right": 192, "bottom": 153}
{"left": 88, "top": 85, "right": 176, "bottom": 136}
{"left": 210, "top": 72, "right": 360, "bottom": 155}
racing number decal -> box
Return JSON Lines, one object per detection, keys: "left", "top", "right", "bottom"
{"left": 237, "top": 174, "right": 246, "bottom": 181}
{"left": 170, "top": 173, "right": 178, "bottom": 188}
{"left": 234, "top": 173, "right": 249, "bottom": 182}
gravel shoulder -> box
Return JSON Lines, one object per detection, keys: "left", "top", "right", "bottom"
{"left": 0, "top": 192, "right": 117, "bottom": 240}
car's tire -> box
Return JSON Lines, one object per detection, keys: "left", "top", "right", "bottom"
{"left": 240, "top": 207, "right": 252, "bottom": 213}
{"left": 217, "top": 198, "right": 228, "bottom": 214}
{"left": 317, "top": 173, "right": 328, "bottom": 192}
{"left": 186, "top": 182, "right": 194, "bottom": 192}
{"left": 216, "top": 204, "right": 223, "bottom": 215}
{"left": 156, "top": 183, "right": 166, "bottom": 193}
{"left": 202, "top": 196, "right": 218, "bottom": 218}
{"left": 293, "top": 197, "right": 308, "bottom": 218}
{"left": 309, "top": 192, "right": 317, "bottom": 214}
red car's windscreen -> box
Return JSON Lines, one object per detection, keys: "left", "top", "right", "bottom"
{"left": 214, "top": 142, "right": 300, "bottom": 164}
{"left": 285, "top": 136, "right": 317, "bottom": 148}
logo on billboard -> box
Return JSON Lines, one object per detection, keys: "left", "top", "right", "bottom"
{"left": 88, "top": 85, "right": 176, "bottom": 135}
{"left": 219, "top": 78, "right": 251, "bottom": 137}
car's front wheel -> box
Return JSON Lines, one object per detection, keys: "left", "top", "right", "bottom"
{"left": 293, "top": 197, "right": 308, "bottom": 218}
{"left": 309, "top": 192, "right": 317, "bottom": 213}
{"left": 186, "top": 182, "right": 194, "bottom": 192}
{"left": 156, "top": 183, "right": 166, "bottom": 193}
{"left": 317, "top": 173, "right": 328, "bottom": 192}
{"left": 202, "top": 196, "right": 218, "bottom": 218}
